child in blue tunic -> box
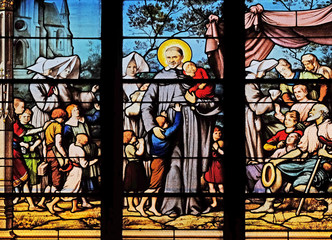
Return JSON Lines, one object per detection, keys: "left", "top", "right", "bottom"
{"left": 136, "top": 103, "right": 182, "bottom": 217}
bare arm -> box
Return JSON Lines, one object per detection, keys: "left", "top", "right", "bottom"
{"left": 55, "top": 134, "right": 67, "bottom": 157}
{"left": 24, "top": 121, "right": 53, "bottom": 136}
{"left": 24, "top": 127, "right": 43, "bottom": 136}
{"left": 89, "top": 158, "right": 99, "bottom": 166}
{"left": 135, "top": 138, "right": 145, "bottom": 156}
{"left": 30, "top": 139, "right": 42, "bottom": 152}
{"left": 269, "top": 148, "right": 302, "bottom": 166}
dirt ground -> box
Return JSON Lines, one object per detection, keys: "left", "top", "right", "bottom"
{"left": 123, "top": 207, "right": 223, "bottom": 230}
{"left": 246, "top": 198, "right": 332, "bottom": 231}
{"left": 13, "top": 199, "right": 101, "bottom": 230}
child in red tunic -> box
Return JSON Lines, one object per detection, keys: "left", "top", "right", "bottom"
{"left": 183, "top": 61, "right": 215, "bottom": 99}
{"left": 264, "top": 110, "right": 303, "bottom": 152}
{"left": 13, "top": 98, "right": 43, "bottom": 211}
{"left": 203, "top": 126, "right": 224, "bottom": 212}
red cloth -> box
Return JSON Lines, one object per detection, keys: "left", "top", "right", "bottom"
{"left": 191, "top": 68, "right": 209, "bottom": 79}
{"left": 13, "top": 119, "right": 28, "bottom": 187}
{"left": 205, "top": 21, "right": 224, "bottom": 78}
{"left": 204, "top": 149, "right": 223, "bottom": 184}
{"left": 267, "top": 129, "right": 303, "bottom": 143}
{"left": 189, "top": 83, "right": 215, "bottom": 99}
{"left": 245, "top": 4, "right": 332, "bottom": 67}
{"left": 13, "top": 119, "right": 24, "bottom": 142}
{"left": 47, "top": 85, "right": 56, "bottom": 97}
{"left": 13, "top": 149, "right": 28, "bottom": 187}
{"left": 46, "top": 149, "right": 64, "bottom": 190}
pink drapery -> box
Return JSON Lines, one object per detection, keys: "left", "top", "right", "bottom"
{"left": 205, "top": 16, "right": 224, "bottom": 79}
{"left": 205, "top": 4, "right": 332, "bottom": 77}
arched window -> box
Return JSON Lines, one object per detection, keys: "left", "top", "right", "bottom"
{"left": 14, "top": 40, "right": 24, "bottom": 67}
{"left": 56, "top": 29, "right": 64, "bottom": 50}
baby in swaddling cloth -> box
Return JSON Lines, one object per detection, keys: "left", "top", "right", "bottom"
{"left": 124, "top": 83, "right": 150, "bottom": 117}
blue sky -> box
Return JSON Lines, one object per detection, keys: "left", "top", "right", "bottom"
{"left": 66, "top": 0, "right": 101, "bottom": 63}
{"left": 122, "top": 0, "right": 220, "bottom": 70}
{"left": 66, "top": 0, "right": 101, "bottom": 38}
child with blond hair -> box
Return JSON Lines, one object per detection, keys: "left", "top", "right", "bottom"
{"left": 183, "top": 61, "right": 215, "bottom": 100}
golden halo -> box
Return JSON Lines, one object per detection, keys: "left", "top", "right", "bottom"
{"left": 157, "top": 39, "right": 192, "bottom": 67}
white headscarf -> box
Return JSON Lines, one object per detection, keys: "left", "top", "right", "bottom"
{"left": 245, "top": 59, "right": 278, "bottom": 79}
{"left": 27, "top": 55, "right": 81, "bottom": 79}
{"left": 122, "top": 52, "right": 149, "bottom": 78}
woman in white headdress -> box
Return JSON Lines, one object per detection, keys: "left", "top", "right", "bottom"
{"left": 122, "top": 52, "right": 150, "bottom": 136}
{"left": 122, "top": 52, "right": 151, "bottom": 184}
{"left": 27, "top": 55, "right": 99, "bottom": 129}
{"left": 245, "top": 59, "right": 278, "bottom": 79}
{"left": 245, "top": 59, "right": 280, "bottom": 163}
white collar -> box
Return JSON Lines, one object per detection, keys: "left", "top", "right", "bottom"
{"left": 165, "top": 66, "right": 183, "bottom": 71}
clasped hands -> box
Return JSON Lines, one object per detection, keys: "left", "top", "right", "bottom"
{"left": 152, "top": 103, "right": 181, "bottom": 140}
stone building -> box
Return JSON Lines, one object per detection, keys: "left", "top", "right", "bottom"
{"left": 13, "top": 0, "right": 73, "bottom": 78}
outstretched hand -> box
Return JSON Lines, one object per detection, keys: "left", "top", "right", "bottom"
{"left": 185, "top": 90, "right": 196, "bottom": 103}
{"left": 92, "top": 85, "right": 99, "bottom": 93}
{"left": 172, "top": 103, "right": 182, "bottom": 112}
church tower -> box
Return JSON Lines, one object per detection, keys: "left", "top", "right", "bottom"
{"left": 60, "top": 0, "right": 70, "bottom": 30}
{"left": 13, "top": 0, "right": 73, "bottom": 78}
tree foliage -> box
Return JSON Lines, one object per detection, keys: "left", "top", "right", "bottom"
{"left": 81, "top": 41, "right": 101, "bottom": 79}
{"left": 124, "top": 0, "right": 224, "bottom": 71}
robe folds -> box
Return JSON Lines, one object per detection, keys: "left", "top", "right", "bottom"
{"left": 245, "top": 83, "right": 274, "bottom": 163}
{"left": 141, "top": 77, "right": 221, "bottom": 215}
{"left": 29, "top": 83, "right": 96, "bottom": 128}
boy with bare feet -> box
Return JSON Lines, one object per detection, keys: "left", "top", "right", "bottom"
{"left": 46, "top": 134, "right": 98, "bottom": 213}
{"left": 136, "top": 103, "right": 182, "bottom": 217}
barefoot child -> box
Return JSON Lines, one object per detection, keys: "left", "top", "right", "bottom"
{"left": 123, "top": 130, "right": 147, "bottom": 212}
{"left": 136, "top": 103, "right": 182, "bottom": 217}
{"left": 13, "top": 98, "right": 43, "bottom": 211}
{"left": 203, "top": 126, "right": 224, "bottom": 213}
{"left": 46, "top": 134, "right": 98, "bottom": 213}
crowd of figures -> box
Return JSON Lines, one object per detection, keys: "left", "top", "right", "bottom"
{"left": 245, "top": 54, "right": 332, "bottom": 214}
{"left": 122, "top": 47, "right": 223, "bottom": 218}
{"left": 12, "top": 56, "right": 101, "bottom": 214}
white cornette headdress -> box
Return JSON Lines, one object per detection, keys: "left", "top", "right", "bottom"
{"left": 245, "top": 59, "right": 278, "bottom": 78}
{"left": 27, "top": 55, "right": 81, "bottom": 79}
{"left": 122, "top": 52, "right": 149, "bottom": 78}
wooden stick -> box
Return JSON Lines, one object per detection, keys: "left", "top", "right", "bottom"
{"left": 296, "top": 145, "right": 326, "bottom": 216}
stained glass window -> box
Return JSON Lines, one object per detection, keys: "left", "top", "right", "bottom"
{"left": 244, "top": 0, "right": 332, "bottom": 239}
{"left": 121, "top": 0, "right": 225, "bottom": 239}
{"left": 0, "top": 0, "right": 102, "bottom": 239}
{"left": 119, "top": 0, "right": 332, "bottom": 240}
{"left": 5, "top": 0, "right": 329, "bottom": 239}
